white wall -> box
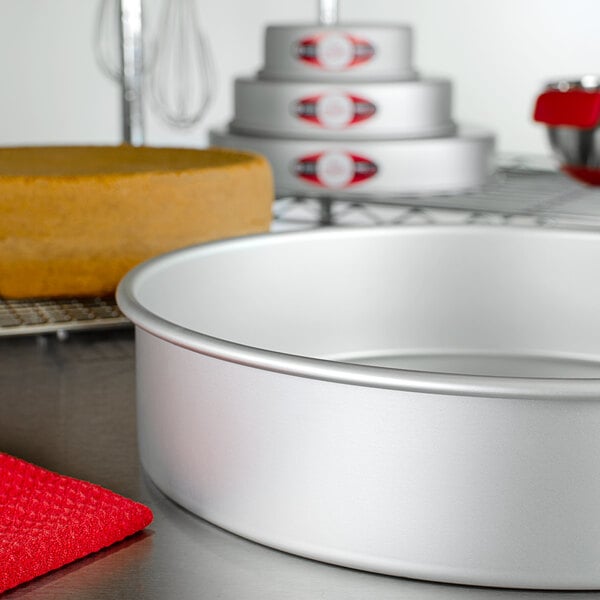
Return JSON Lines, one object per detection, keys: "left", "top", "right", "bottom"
{"left": 0, "top": 0, "right": 598, "bottom": 154}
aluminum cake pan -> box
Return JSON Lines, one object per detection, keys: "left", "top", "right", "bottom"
{"left": 210, "top": 127, "right": 494, "bottom": 197}
{"left": 260, "top": 24, "right": 416, "bottom": 82}
{"left": 231, "top": 77, "right": 455, "bottom": 140}
{"left": 118, "top": 226, "right": 600, "bottom": 590}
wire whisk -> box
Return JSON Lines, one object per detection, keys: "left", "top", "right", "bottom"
{"left": 94, "top": 0, "right": 214, "bottom": 129}
{"left": 94, "top": 0, "right": 152, "bottom": 81}
{"left": 149, "top": 0, "right": 214, "bottom": 128}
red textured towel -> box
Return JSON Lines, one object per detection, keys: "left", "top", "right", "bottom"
{"left": 0, "top": 452, "right": 153, "bottom": 594}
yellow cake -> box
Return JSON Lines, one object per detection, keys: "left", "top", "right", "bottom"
{"left": 0, "top": 145, "right": 273, "bottom": 298}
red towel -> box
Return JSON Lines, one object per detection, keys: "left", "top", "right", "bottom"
{"left": 0, "top": 452, "right": 153, "bottom": 594}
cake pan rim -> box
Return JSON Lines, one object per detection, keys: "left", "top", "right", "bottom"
{"left": 116, "top": 225, "right": 600, "bottom": 401}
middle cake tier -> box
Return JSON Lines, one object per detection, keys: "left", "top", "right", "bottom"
{"left": 230, "top": 78, "right": 455, "bottom": 140}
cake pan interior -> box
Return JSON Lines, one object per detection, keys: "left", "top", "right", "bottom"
{"left": 126, "top": 226, "right": 600, "bottom": 393}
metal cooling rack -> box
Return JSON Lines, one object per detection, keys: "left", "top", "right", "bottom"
{"left": 4, "top": 160, "right": 600, "bottom": 338}
{"left": 0, "top": 297, "right": 129, "bottom": 338}
{"left": 272, "top": 163, "right": 600, "bottom": 231}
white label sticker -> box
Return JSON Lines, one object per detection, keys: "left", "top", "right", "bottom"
{"left": 316, "top": 152, "right": 355, "bottom": 188}
{"left": 316, "top": 94, "right": 355, "bottom": 129}
{"left": 316, "top": 34, "right": 354, "bottom": 71}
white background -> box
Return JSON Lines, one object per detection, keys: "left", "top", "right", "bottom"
{"left": 0, "top": 0, "right": 597, "bottom": 155}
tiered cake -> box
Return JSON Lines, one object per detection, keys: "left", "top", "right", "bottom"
{"left": 211, "top": 24, "right": 494, "bottom": 197}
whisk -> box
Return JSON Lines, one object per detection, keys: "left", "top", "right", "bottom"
{"left": 94, "top": 0, "right": 151, "bottom": 81}
{"left": 149, "top": 0, "right": 214, "bottom": 128}
{"left": 94, "top": 0, "right": 214, "bottom": 130}
{"left": 94, "top": 0, "right": 123, "bottom": 82}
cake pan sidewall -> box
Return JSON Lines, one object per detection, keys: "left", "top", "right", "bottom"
{"left": 209, "top": 128, "right": 495, "bottom": 197}
{"left": 231, "top": 78, "right": 455, "bottom": 140}
{"left": 131, "top": 325, "right": 600, "bottom": 590}
{"left": 261, "top": 24, "right": 416, "bottom": 82}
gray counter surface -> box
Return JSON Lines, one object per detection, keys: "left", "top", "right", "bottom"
{"left": 0, "top": 330, "right": 592, "bottom": 599}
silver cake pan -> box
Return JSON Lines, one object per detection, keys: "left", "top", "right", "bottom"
{"left": 231, "top": 78, "right": 455, "bottom": 140}
{"left": 259, "top": 24, "right": 417, "bottom": 82}
{"left": 118, "top": 225, "right": 600, "bottom": 590}
{"left": 210, "top": 127, "right": 494, "bottom": 197}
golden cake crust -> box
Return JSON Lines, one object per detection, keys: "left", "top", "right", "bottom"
{"left": 0, "top": 146, "right": 273, "bottom": 298}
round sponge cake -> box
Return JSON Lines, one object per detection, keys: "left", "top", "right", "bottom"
{"left": 0, "top": 146, "right": 273, "bottom": 298}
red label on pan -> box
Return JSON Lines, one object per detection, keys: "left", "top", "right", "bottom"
{"left": 295, "top": 33, "right": 375, "bottom": 71}
{"left": 294, "top": 152, "right": 378, "bottom": 188}
{"left": 294, "top": 93, "right": 377, "bottom": 129}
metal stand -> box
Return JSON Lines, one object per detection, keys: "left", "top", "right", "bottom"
{"left": 319, "top": 0, "right": 339, "bottom": 25}
{"left": 119, "top": 0, "right": 144, "bottom": 145}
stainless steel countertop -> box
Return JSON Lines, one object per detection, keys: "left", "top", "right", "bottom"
{"left": 0, "top": 329, "right": 595, "bottom": 599}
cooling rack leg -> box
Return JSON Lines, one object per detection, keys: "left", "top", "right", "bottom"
{"left": 319, "top": 197, "right": 333, "bottom": 226}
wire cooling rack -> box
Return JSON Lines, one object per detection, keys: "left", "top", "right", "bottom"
{"left": 0, "top": 297, "right": 129, "bottom": 338}
{"left": 4, "top": 161, "right": 600, "bottom": 337}
{"left": 273, "top": 162, "right": 600, "bottom": 231}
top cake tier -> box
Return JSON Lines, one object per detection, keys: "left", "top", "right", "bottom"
{"left": 259, "top": 24, "right": 417, "bottom": 82}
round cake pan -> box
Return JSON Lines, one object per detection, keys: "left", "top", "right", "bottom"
{"left": 231, "top": 77, "right": 455, "bottom": 140}
{"left": 259, "top": 24, "right": 417, "bottom": 82}
{"left": 118, "top": 225, "right": 600, "bottom": 590}
{"left": 210, "top": 127, "right": 494, "bottom": 197}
